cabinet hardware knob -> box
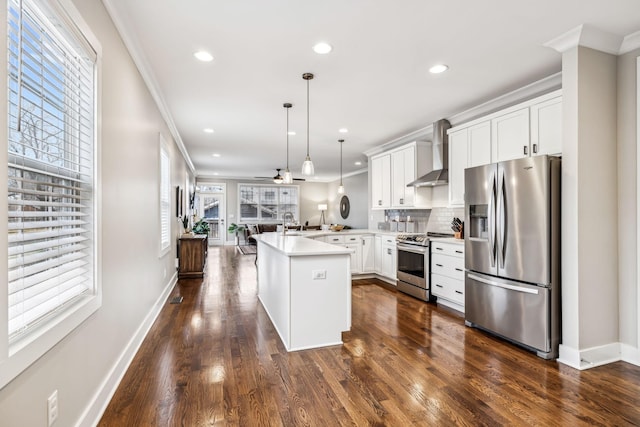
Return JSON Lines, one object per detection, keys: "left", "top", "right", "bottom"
{"left": 455, "top": 250, "right": 463, "bottom": 254}
{"left": 399, "top": 198, "right": 404, "bottom": 204}
{"left": 533, "top": 143, "right": 538, "bottom": 153}
{"left": 455, "top": 290, "right": 463, "bottom": 294}
{"left": 524, "top": 145, "right": 528, "bottom": 155}
{"left": 436, "top": 247, "right": 443, "bottom": 250}
{"left": 436, "top": 284, "right": 443, "bottom": 288}
{"left": 436, "top": 263, "right": 443, "bottom": 267}
{"left": 455, "top": 268, "right": 463, "bottom": 271}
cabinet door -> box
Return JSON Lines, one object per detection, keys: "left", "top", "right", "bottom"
{"left": 531, "top": 95, "right": 562, "bottom": 156}
{"left": 392, "top": 146, "right": 416, "bottom": 207}
{"left": 468, "top": 121, "right": 491, "bottom": 167}
{"left": 371, "top": 155, "right": 391, "bottom": 209}
{"left": 362, "top": 236, "right": 375, "bottom": 273}
{"left": 346, "top": 243, "right": 362, "bottom": 274}
{"left": 491, "top": 108, "right": 530, "bottom": 162}
{"left": 381, "top": 244, "right": 397, "bottom": 280}
{"left": 448, "top": 127, "right": 468, "bottom": 207}
{"left": 374, "top": 236, "right": 383, "bottom": 273}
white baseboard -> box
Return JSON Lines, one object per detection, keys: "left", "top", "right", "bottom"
{"left": 76, "top": 272, "right": 178, "bottom": 427}
{"left": 621, "top": 343, "right": 640, "bottom": 367}
{"left": 558, "top": 342, "right": 621, "bottom": 370}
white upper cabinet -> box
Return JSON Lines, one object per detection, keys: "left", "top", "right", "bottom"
{"left": 370, "top": 141, "right": 429, "bottom": 209}
{"left": 491, "top": 107, "right": 530, "bottom": 162}
{"left": 530, "top": 93, "right": 562, "bottom": 156}
{"left": 391, "top": 146, "right": 416, "bottom": 207}
{"left": 448, "top": 121, "right": 491, "bottom": 207}
{"left": 447, "top": 90, "right": 562, "bottom": 207}
{"left": 371, "top": 154, "right": 391, "bottom": 209}
{"left": 448, "top": 127, "right": 469, "bottom": 207}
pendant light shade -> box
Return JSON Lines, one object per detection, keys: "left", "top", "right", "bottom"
{"left": 283, "top": 103, "right": 293, "bottom": 184}
{"left": 337, "top": 139, "right": 345, "bottom": 194}
{"left": 301, "top": 73, "right": 315, "bottom": 176}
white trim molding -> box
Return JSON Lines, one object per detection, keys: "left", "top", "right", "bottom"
{"left": 558, "top": 343, "right": 622, "bottom": 370}
{"left": 545, "top": 24, "right": 640, "bottom": 56}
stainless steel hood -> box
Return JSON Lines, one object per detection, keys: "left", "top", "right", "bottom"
{"left": 407, "top": 119, "right": 451, "bottom": 187}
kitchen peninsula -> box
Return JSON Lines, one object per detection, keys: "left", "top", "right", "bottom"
{"left": 254, "top": 233, "right": 353, "bottom": 351}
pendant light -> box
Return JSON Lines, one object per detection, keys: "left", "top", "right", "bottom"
{"left": 301, "top": 72, "right": 315, "bottom": 176}
{"left": 337, "top": 139, "right": 345, "bottom": 194}
{"left": 283, "top": 103, "right": 293, "bottom": 184}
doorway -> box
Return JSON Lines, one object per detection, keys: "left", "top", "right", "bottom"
{"left": 197, "top": 184, "right": 226, "bottom": 246}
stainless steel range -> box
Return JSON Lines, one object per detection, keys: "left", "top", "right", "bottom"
{"left": 396, "top": 234, "right": 432, "bottom": 302}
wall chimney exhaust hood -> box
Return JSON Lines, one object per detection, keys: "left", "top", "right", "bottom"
{"left": 407, "top": 119, "right": 451, "bottom": 187}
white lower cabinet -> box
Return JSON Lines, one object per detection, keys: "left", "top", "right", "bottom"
{"left": 430, "top": 241, "right": 465, "bottom": 311}
{"left": 345, "top": 243, "right": 361, "bottom": 274}
{"left": 380, "top": 236, "right": 397, "bottom": 282}
{"left": 361, "top": 235, "right": 375, "bottom": 273}
{"left": 374, "top": 236, "right": 383, "bottom": 274}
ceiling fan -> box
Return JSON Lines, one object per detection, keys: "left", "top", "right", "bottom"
{"left": 255, "top": 168, "right": 306, "bottom": 183}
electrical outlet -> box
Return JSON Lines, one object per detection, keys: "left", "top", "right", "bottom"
{"left": 312, "top": 270, "right": 326, "bottom": 280}
{"left": 47, "top": 390, "right": 58, "bottom": 426}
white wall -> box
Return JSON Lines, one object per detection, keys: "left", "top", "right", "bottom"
{"left": 0, "top": 0, "right": 194, "bottom": 425}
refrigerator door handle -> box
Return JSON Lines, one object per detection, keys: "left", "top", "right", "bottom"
{"left": 498, "top": 170, "right": 507, "bottom": 267}
{"left": 468, "top": 274, "right": 539, "bottom": 295}
{"left": 488, "top": 172, "right": 496, "bottom": 267}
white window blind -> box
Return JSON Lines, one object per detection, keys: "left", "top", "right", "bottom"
{"left": 159, "top": 138, "right": 170, "bottom": 251}
{"left": 7, "top": 0, "right": 96, "bottom": 339}
{"left": 238, "top": 184, "right": 299, "bottom": 222}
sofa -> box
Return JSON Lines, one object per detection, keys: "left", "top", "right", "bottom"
{"left": 245, "top": 223, "right": 318, "bottom": 245}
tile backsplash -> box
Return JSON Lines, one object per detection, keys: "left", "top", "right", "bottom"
{"left": 383, "top": 209, "right": 430, "bottom": 232}
{"left": 426, "top": 207, "right": 465, "bottom": 234}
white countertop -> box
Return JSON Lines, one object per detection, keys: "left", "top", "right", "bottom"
{"left": 254, "top": 233, "right": 354, "bottom": 257}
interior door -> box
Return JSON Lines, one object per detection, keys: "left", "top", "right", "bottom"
{"left": 199, "top": 193, "right": 226, "bottom": 246}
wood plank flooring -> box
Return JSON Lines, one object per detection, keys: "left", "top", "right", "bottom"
{"left": 99, "top": 246, "right": 640, "bottom": 426}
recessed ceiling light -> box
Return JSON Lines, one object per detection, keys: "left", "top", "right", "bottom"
{"left": 203, "top": 128, "right": 215, "bottom": 133}
{"left": 313, "top": 42, "right": 332, "bottom": 54}
{"left": 212, "top": 153, "right": 221, "bottom": 157}
{"left": 355, "top": 161, "right": 362, "bottom": 166}
{"left": 339, "top": 128, "right": 348, "bottom": 133}
{"left": 429, "top": 64, "right": 449, "bottom": 74}
{"left": 213, "top": 172, "right": 219, "bottom": 176}
{"left": 288, "top": 131, "right": 296, "bottom": 135}
{"left": 194, "top": 51, "right": 214, "bottom": 62}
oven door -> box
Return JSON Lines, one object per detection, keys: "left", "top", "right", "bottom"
{"left": 396, "top": 243, "right": 427, "bottom": 289}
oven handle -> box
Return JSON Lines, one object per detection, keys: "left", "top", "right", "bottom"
{"left": 396, "top": 244, "right": 428, "bottom": 254}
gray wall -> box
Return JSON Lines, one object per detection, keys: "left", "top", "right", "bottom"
{"left": 618, "top": 49, "right": 640, "bottom": 349}
{"left": 326, "top": 172, "right": 368, "bottom": 229}
{"left": 0, "top": 0, "right": 194, "bottom": 425}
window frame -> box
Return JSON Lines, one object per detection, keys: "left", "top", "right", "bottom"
{"left": 237, "top": 183, "right": 300, "bottom": 223}
{"left": 159, "top": 133, "right": 170, "bottom": 256}
{"left": 0, "top": 0, "right": 102, "bottom": 390}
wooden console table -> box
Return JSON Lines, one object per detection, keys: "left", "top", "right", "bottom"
{"left": 178, "top": 234, "right": 208, "bottom": 278}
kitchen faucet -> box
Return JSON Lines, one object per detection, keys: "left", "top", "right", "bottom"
{"left": 282, "top": 212, "right": 295, "bottom": 235}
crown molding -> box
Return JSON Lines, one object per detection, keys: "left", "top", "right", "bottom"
{"left": 101, "top": 0, "right": 196, "bottom": 175}
{"left": 544, "top": 23, "right": 640, "bottom": 56}
{"left": 620, "top": 31, "right": 640, "bottom": 55}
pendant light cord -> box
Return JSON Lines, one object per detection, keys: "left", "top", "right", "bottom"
{"left": 306, "top": 78, "right": 310, "bottom": 157}
{"left": 340, "top": 140, "right": 343, "bottom": 185}
{"left": 286, "top": 106, "right": 289, "bottom": 169}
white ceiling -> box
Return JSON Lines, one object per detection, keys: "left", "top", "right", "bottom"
{"left": 102, "top": 0, "right": 640, "bottom": 182}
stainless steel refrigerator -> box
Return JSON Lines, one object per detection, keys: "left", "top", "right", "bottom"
{"left": 464, "top": 155, "right": 561, "bottom": 359}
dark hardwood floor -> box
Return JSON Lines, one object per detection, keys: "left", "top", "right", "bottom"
{"left": 99, "top": 246, "right": 640, "bottom": 426}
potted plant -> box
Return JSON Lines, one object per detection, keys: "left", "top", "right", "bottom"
{"left": 192, "top": 219, "right": 211, "bottom": 235}
{"left": 227, "top": 223, "right": 246, "bottom": 246}
{"left": 181, "top": 215, "right": 191, "bottom": 235}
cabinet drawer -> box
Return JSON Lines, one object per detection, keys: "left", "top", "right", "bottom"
{"left": 344, "top": 235, "right": 361, "bottom": 243}
{"left": 381, "top": 236, "right": 396, "bottom": 245}
{"left": 326, "top": 235, "right": 345, "bottom": 244}
{"left": 431, "top": 253, "right": 465, "bottom": 280}
{"left": 431, "top": 241, "right": 464, "bottom": 258}
{"left": 431, "top": 273, "right": 465, "bottom": 305}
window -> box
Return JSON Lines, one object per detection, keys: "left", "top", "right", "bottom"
{"left": 159, "top": 135, "right": 170, "bottom": 253}
{"left": 3, "top": 0, "right": 100, "bottom": 388}
{"left": 238, "top": 184, "right": 299, "bottom": 222}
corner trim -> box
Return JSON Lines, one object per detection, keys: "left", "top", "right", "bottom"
{"left": 544, "top": 23, "right": 637, "bottom": 55}
{"left": 621, "top": 343, "right": 640, "bottom": 367}
{"left": 558, "top": 342, "right": 621, "bottom": 370}
{"left": 76, "top": 273, "right": 178, "bottom": 427}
